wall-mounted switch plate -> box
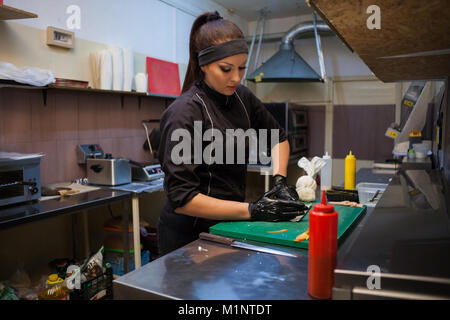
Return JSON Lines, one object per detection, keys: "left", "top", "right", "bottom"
{"left": 46, "top": 26, "right": 74, "bottom": 49}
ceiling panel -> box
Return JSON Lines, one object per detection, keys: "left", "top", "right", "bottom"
{"left": 212, "top": 0, "right": 313, "bottom": 21}
{"left": 310, "top": 0, "right": 450, "bottom": 82}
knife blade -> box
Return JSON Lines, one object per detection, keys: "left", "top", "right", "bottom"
{"left": 199, "top": 232, "right": 299, "bottom": 258}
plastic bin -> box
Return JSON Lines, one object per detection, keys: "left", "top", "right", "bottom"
{"left": 356, "top": 182, "right": 388, "bottom": 207}
{"left": 69, "top": 264, "right": 113, "bottom": 300}
{"left": 104, "top": 249, "right": 150, "bottom": 276}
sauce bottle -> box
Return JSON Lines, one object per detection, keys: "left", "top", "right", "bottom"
{"left": 38, "top": 274, "right": 70, "bottom": 300}
{"left": 308, "top": 190, "right": 338, "bottom": 299}
{"left": 320, "top": 152, "right": 332, "bottom": 191}
{"left": 344, "top": 151, "right": 356, "bottom": 190}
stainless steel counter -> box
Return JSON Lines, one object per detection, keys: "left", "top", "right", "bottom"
{"left": 114, "top": 238, "right": 310, "bottom": 300}
{"left": 333, "top": 168, "right": 450, "bottom": 299}
{"left": 113, "top": 168, "right": 390, "bottom": 300}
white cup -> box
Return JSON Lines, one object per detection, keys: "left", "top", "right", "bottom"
{"left": 135, "top": 73, "right": 147, "bottom": 93}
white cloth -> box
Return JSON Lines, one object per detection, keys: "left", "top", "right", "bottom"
{"left": 296, "top": 157, "right": 326, "bottom": 202}
{"left": 0, "top": 62, "right": 55, "bottom": 86}
{"left": 100, "top": 50, "right": 113, "bottom": 90}
{"left": 109, "top": 47, "right": 124, "bottom": 91}
{"left": 296, "top": 175, "right": 317, "bottom": 190}
{"left": 298, "top": 156, "right": 326, "bottom": 177}
{"left": 122, "top": 48, "right": 134, "bottom": 92}
{"left": 296, "top": 187, "right": 316, "bottom": 202}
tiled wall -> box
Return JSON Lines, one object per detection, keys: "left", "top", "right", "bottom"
{"left": 0, "top": 87, "right": 168, "bottom": 185}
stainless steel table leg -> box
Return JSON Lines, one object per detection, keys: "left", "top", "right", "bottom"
{"left": 81, "top": 210, "right": 90, "bottom": 258}
{"left": 72, "top": 215, "right": 79, "bottom": 260}
{"left": 122, "top": 201, "right": 130, "bottom": 274}
{"left": 132, "top": 195, "right": 141, "bottom": 269}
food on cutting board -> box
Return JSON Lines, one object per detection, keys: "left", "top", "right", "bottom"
{"left": 267, "top": 229, "right": 288, "bottom": 233}
{"left": 329, "top": 201, "right": 363, "bottom": 208}
{"left": 294, "top": 230, "right": 309, "bottom": 242}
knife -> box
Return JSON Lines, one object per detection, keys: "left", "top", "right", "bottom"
{"left": 199, "top": 232, "right": 299, "bottom": 258}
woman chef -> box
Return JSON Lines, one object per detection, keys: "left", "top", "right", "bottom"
{"left": 157, "top": 11, "right": 306, "bottom": 255}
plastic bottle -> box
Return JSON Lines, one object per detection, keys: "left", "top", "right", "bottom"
{"left": 308, "top": 190, "right": 338, "bottom": 299}
{"left": 320, "top": 152, "right": 332, "bottom": 191}
{"left": 344, "top": 151, "right": 356, "bottom": 190}
{"left": 38, "top": 274, "right": 70, "bottom": 300}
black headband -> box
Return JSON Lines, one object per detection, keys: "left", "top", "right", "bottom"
{"left": 198, "top": 39, "right": 249, "bottom": 66}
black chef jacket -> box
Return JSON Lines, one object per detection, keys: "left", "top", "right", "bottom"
{"left": 157, "top": 80, "right": 287, "bottom": 255}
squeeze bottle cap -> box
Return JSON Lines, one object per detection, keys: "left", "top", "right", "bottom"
{"left": 323, "top": 151, "right": 331, "bottom": 159}
{"left": 313, "top": 190, "right": 335, "bottom": 213}
{"left": 47, "top": 274, "right": 63, "bottom": 285}
{"left": 346, "top": 151, "right": 355, "bottom": 159}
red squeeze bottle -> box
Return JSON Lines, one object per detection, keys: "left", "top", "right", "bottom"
{"left": 308, "top": 190, "right": 338, "bottom": 299}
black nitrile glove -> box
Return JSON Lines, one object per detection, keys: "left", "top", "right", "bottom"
{"left": 270, "top": 174, "right": 300, "bottom": 201}
{"left": 249, "top": 187, "right": 308, "bottom": 222}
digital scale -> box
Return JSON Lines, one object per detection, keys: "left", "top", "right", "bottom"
{"left": 131, "top": 164, "right": 164, "bottom": 182}
{"left": 111, "top": 164, "right": 164, "bottom": 194}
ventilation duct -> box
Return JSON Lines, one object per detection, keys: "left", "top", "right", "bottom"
{"left": 247, "top": 21, "right": 333, "bottom": 83}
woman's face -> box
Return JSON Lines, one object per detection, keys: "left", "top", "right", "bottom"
{"left": 201, "top": 53, "right": 248, "bottom": 96}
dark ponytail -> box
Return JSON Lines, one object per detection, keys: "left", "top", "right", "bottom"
{"left": 182, "top": 11, "right": 245, "bottom": 94}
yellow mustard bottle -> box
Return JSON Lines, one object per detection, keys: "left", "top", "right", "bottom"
{"left": 345, "top": 151, "right": 356, "bottom": 190}
{"left": 38, "top": 274, "right": 70, "bottom": 300}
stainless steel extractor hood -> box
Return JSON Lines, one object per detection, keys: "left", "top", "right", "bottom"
{"left": 246, "top": 21, "right": 332, "bottom": 83}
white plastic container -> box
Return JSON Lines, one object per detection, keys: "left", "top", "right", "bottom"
{"left": 413, "top": 143, "right": 428, "bottom": 159}
{"left": 356, "top": 182, "right": 388, "bottom": 207}
{"left": 320, "top": 152, "right": 332, "bottom": 191}
{"left": 135, "top": 73, "right": 147, "bottom": 92}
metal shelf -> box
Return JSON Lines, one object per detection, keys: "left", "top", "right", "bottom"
{"left": 0, "top": 82, "right": 178, "bottom": 107}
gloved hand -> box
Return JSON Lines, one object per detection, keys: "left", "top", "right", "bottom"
{"left": 248, "top": 187, "right": 308, "bottom": 222}
{"left": 270, "top": 174, "right": 300, "bottom": 201}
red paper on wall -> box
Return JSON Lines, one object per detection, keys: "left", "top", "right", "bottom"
{"left": 146, "top": 57, "right": 181, "bottom": 96}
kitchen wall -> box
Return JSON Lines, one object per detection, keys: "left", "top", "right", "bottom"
{"left": 0, "top": 87, "right": 167, "bottom": 184}
{"left": 1, "top": 0, "right": 248, "bottom": 88}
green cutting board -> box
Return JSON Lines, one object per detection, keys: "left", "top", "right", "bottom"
{"left": 210, "top": 204, "right": 366, "bottom": 249}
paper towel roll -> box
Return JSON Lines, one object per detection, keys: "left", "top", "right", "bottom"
{"left": 123, "top": 48, "right": 134, "bottom": 92}
{"left": 135, "top": 73, "right": 147, "bottom": 93}
{"left": 109, "top": 47, "right": 124, "bottom": 91}
{"left": 100, "top": 50, "right": 112, "bottom": 90}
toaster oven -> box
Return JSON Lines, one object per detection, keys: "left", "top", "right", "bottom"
{"left": 0, "top": 152, "right": 42, "bottom": 207}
